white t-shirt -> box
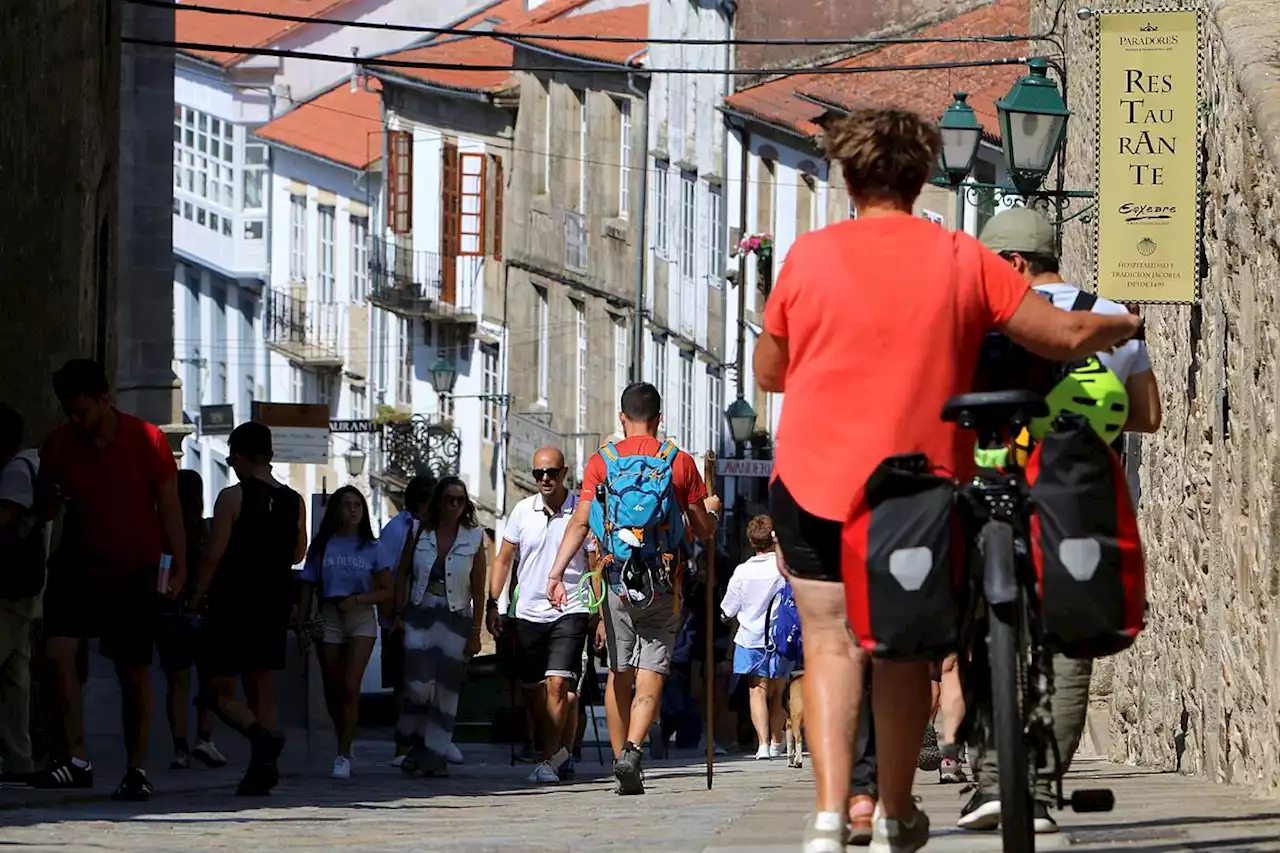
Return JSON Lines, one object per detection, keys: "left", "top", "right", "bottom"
{"left": 0, "top": 450, "right": 40, "bottom": 539}
{"left": 720, "top": 552, "right": 786, "bottom": 650}
{"left": 1035, "top": 283, "right": 1152, "bottom": 384}
{"left": 503, "top": 492, "right": 589, "bottom": 623}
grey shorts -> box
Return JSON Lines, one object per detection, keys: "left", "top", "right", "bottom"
{"left": 601, "top": 588, "right": 682, "bottom": 675}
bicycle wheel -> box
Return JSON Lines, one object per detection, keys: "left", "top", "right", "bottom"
{"left": 983, "top": 520, "right": 1034, "bottom": 853}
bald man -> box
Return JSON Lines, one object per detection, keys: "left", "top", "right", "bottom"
{"left": 487, "top": 446, "right": 591, "bottom": 784}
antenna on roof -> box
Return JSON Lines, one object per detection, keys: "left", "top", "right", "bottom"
{"left": 350, "top": 45, "right": 361, "bottom": 92}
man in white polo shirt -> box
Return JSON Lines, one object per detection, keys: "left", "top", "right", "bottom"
{"left": 487, "top": 446, "right": 590, "bottom": 784}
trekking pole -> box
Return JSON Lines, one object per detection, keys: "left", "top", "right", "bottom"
{"left": 703, "top": 450, "right": 717, "bottom": 790}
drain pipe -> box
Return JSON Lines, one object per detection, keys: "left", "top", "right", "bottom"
{"left": 626, "top": 48, "right": 649, "bottom": 383}
{"left": 734, "top": 120, "right": 750, "bottom": 401}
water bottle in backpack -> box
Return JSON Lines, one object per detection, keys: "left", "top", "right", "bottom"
{"left": 588, "top": 439, "right": 685, "bottom": 609}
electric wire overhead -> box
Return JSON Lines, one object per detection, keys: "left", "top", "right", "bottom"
{"left": 127, "top": 37, "right": 1033, "bottom": 77}
{"left": 127, "top": 0, "right": 1057, "bottom": 49}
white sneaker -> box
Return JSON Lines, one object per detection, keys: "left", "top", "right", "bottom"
{"left": 331, "top": 755, "right": 352, "bottom": 779}
{"left": 527, "top": 760, "right": 560, "bottom": 783}
{"left": 389, "top": 754, "right": 407, "bottom": 768}
{"left": 754, "top": 745, "right": 772, "bottom": 760}
{"left": 446, "top": 742, "right": 465, "bottom": 765}
{"left": 191, "top": 740, "right": 228, "bottom": 768}
{"left": 768, "top": 742, "right": 784, "bottom": 758}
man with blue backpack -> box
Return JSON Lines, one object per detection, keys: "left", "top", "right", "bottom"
{"left": 545, "top": 382, "right": 719, "bottom": 795}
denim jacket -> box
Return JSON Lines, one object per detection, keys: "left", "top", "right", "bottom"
{"left": 408, "top": 525, "right": 483, "bottom": 615}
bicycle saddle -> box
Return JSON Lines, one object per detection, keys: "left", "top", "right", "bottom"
{"left": 941, "top": 390, "right": 1049, "bottom": 431}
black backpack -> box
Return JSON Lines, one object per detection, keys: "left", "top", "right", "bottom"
{"left": 0, "top": 457, "right": 47, "bottom": 600}
{"left": 972, "top": 289, "right": 1098, "bottom": 396}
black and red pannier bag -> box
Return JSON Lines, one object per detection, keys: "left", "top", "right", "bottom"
{"left": 1026, "top": 416, "right": 1146, "bottom": 659}
{"left": 843, "top": 453, "right": 962, "bottom": 661}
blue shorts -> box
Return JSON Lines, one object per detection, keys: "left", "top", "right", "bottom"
{"left": 733, "top": 645, "right": 793, "bottom": 679}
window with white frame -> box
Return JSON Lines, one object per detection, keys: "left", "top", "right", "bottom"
{"left": 706, "top": 369, "right": 723, "bottom": 456}
{"left": 652, "top": 161, "right": 669, "bottom": 256}
{"left": 289, "top": 195, "right": 306, "bottom": 282}
{"left": 678, "top": 352, "right": 694, "bottom": 450}
{"left": 352, "top": 385, "right": 367, "bottom": 419}
{"left": 679, "top": 171, "right": 696, "bottom": 282}
{"left": 350, "top": 216, "right": 369, "bottom": 301}
{"left": 482, "top": 344, "right": 500, "bottom": 443}
{"left": 291, "top": 367, "right": 304, "bottom": 403}
{"left": 438, "top": 391, "right": 455, "bottom": 421}
{"left": 614, "top": 317, "right": 628, "bottom": 405}
{"left": 318, "top": 205, "right": 335, "bottom": 301}
{"left": 242, "top": 373, "right": 254, "bottom": 424}
{"left": 652, "top": 334, "right": 667, "bottom": 404}
{"left": 574, "top": 300, "right": 587, "bottom": 434}
{"left": 708, "top": 183, "right": 726, "bottom": 282}
{"left": 617, "top": 99, "right": 631, "bottom": 218}
{"left": 172, "top": 105, "right": 235, "bottom": 236}
{"left": 317, "top": 373, "right": 336, "bottom": 410}
{"left": 575, "top": 90, "right": 588, "bottom": 212}
{"left": 212, "top": 283, "right": 227, "bottom": 404}
{"left": 242, "top": 142, "right": 267, "bottom": 211}
{"left": 398, "top": 317, "right": 413, "bottom": 405}
{"left": 535, "top": 285, "right": 549, "bottom": 403}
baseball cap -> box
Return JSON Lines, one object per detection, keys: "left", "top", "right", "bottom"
{"left": 978, "top": 208, "right": 1057, "bottom": 256}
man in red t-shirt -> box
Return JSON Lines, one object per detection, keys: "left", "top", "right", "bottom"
{"left": 30, "top": 360, "right": 186, "bottom": 802}
{"left": 544, "top": 382, "right": 719, "bottom": 795}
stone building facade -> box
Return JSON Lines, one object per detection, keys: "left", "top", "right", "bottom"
{"left": 1032, "top": 0, "right": 1280, "bottom": 792}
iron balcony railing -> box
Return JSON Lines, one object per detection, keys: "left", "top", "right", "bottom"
{"left": 264, "top": 289, "right": 344, "bottom": 366}
{"left": 380, "top": 414, "right": 461, "bottom": 481}
{"left": 370, "top": 239, "right": 474, "bottom": 318}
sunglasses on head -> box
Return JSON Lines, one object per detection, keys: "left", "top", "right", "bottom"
{"left": 532, "top": 467, "right": 563, "bottom": 480}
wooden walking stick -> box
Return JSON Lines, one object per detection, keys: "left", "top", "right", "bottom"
{"left": 702, "top": 450, "right": 717, "bottom": 790}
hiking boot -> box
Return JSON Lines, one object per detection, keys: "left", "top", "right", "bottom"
{"left": 28, "top": 758, "right": 93, "bottom": 790}
{"left": 957, "top": 788, "right": 1001, "bottom": 831}
{"left": 111, "top": 768, "right": 154, "bottom": 802}
{"left": 869, "top": 805, "right": 930, "bottom": 853}
{"left": 613, "top": 745, "right": 645, "bottom": 795}
{"left": 916, "top": 724, "right": 942, "bottom": 772}
{"left": 801, "top": 811, "right": 848, "bottom": 853}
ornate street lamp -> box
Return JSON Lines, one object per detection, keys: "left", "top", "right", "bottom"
{"left": 724, "top": 398, "right": 758, "bottom": 445}
{"left": 429, "top": 356, "right": 457, "bottom": 394}
{"left": 343, "top": 445, "right": 367, "bottom": 477}
{"left": 996, "top": 58, "right": 1072, "bottom": 196}
{"left": 938, "top": 92, "right": 983, "bottom": 188}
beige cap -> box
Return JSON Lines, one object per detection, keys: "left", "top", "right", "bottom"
{"left": 978, "top": 208, "right": 1056, "bottom": 256}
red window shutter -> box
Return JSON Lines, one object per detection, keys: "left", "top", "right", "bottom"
{"left": 492, "top": 154, "right": 504, "bottom": 261}
{"left": 388, "top": 131, "right": 413, "bottom": 235}
{"left": 441, "top": 140, "right": 459, "bottom": 303}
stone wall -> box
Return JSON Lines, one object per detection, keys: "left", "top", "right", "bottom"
{"left": 1032, "top": 0, "right": 1280, "bottom": 792}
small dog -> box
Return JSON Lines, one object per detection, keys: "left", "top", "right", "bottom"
{"left": 783, "top": 670, "right": 805, "bottom": 768}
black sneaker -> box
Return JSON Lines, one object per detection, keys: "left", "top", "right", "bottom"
{"left": 28, "top": 759, "right": 93, "bottom": 790}
{"left": 956, "top": 787, "right": 1001, "bottom": 831}
{"left": 112, "top": 768, "right": 154, "bottom": 802}
{"left": 1033, "top": 801, "right": 1059, "bottom": 834}
{"left": 250, "top": 729, "right": 287, "bottom": 768}
{"left": 917, "top": 724, "right": 942, "bottom": 772}
{"left": 613, "top": 746, "right": 644, "bottom": 795}
{"left": 237, "top": 729, "right": 286, "bottom": 796}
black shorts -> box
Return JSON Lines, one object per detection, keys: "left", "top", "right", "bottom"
{"left": 43, "top": 564, "right": 160, "bottom": 668}
{"left": 770, "top": 478, "right": 843, "bottom": 583}
{"left": 512, "top": 613, "right": 590, "bottom": 688}
{"left": 196, "top": 608, "right": 287, "bottom": 678}
{"left": 381, "top": 625, "right": 405, "bottom": 690}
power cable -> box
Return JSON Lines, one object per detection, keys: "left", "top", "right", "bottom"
{"left": 127, "top": 37, "right": 1033, "bottom": 76}
{"left": 127, "top": 0, "right": 1058, "bottom": 49}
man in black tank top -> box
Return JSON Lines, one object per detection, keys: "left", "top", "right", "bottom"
{"left": 186, "top": 423, "right": 307, "bottom": 796}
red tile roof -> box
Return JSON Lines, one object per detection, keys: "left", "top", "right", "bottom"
{"left": 255, "top": 80, "right": 384, "bottom": 169}
{"left": 377, "top": 0, "right": 646, "bottom": 94}
{"left": 724, "top": 0, "right": 1029, "bottom": 142}
{"left": 176, "top": 0, "right": 361, "bottom": 67}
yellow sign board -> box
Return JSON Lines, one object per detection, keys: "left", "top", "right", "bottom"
{"left": 1095, "top": 10, "right": 1202, "bottom": 303}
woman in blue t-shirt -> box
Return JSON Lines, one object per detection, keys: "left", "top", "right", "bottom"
{"left": 298, "top": 486, "right": 392, "bottom": 778}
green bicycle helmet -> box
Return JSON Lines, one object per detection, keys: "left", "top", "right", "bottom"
{"left": 1029, "top": 356, "right": 1129, "bottom": 441}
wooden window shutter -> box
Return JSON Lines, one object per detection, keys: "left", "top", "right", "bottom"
{"left": 440, "top": 139, "right": 460, "bottom": 304}
{"left": 388, "top": 131, "right": 413, "bottom": 235}
{"left": 492, "top": 154, "right": 504, "bottom": 261}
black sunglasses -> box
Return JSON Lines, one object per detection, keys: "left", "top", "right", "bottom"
{"left": 442, "top": 493, "right": 467, "bottom": 505}
{"left": 532, "top": 467, "right": 563, "bottom": 480}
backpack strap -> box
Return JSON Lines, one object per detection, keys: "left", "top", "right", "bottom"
{"left": 654, "top": 438, "right": 679, "bottom": 469}
{"left": 1070, "top": 290, "right": 1098, "bottom": 312}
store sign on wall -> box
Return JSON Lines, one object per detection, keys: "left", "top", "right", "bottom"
{"left": 1095, "top": 10, "right": 1202, "bottom": 303}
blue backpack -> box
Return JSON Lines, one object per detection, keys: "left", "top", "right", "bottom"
{"left": 588, "top": 439, "right": 686, "bottom": 608}
{"left": 768, "top": 580, "right": 804, "bottom": 664}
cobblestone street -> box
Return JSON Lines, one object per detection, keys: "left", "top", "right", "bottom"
{"left": 3, "top": 743, "right": 1279, "bottom": 852}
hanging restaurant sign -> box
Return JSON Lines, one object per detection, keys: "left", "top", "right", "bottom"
{"left": 1094, "top": 9, "right": 1202, "bottom": 304}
